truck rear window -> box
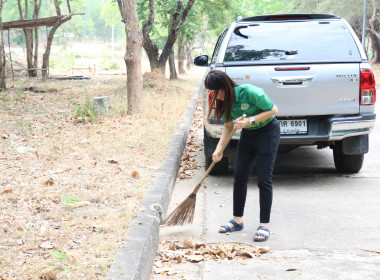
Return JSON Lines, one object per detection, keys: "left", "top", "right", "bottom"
{"left": 224, "top": 20, "right": 362, "bottom": 64}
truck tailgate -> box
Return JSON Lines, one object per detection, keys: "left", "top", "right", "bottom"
{"left": 226, "top": 63, "right": 360, "bottom": 117}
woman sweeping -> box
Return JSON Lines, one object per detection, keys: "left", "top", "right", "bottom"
{"left": 205, "top": 70, "right": 280, "bottom": 242}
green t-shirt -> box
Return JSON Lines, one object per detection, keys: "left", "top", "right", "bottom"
{"left": 222, "top": 84, "right": 275, "bottom": 130}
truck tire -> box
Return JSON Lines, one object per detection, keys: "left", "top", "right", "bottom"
{"left": 205, "top": 156, "right": 229, "bottom": 175}
{"left": 333, "top": 141, "right": 364, "bottom": 173}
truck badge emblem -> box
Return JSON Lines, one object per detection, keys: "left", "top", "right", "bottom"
{"left": 241, "top": 103, "right": 249, "bottom": 110}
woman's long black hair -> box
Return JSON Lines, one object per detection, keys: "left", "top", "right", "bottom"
{"left": 204, "top": 70, "right": 238, "bottom": 122}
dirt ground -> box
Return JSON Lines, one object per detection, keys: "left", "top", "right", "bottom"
{"left": 0, "top": 61, "right": 203, "bottom": 279}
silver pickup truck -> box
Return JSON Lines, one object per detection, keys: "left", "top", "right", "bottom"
{"left": 194, "top": 14, "right": 376, "bottom": 174}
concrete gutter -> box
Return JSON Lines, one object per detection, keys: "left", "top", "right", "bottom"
{"left": 106, "top": 84, "right": 200, "bottom": 280}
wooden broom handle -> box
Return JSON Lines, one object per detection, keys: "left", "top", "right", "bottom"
{"left": 192, "top": 114, "right": 246, "bottom": 194}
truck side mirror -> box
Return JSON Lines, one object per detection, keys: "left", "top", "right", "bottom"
{"left": 194, "top": 55, "right": 210, "bottom": 67}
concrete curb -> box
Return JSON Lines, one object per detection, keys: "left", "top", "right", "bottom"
{"left": 106, "top": 84, "right": 200, "bottom": 280}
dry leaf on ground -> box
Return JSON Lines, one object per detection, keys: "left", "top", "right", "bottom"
{"left": 39, "top": 267, "right": 58, "bottom": 280}
{"left": 131, "top": 171, "right": 140, "bottom": 179}
{"left": 155, "top": 239, "right": 270, "bottom": 275}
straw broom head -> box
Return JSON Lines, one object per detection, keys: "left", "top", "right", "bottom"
{"left": 162, "top": 191, "right": 197, "bottom": 226}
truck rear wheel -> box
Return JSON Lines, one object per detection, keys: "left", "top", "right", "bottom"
{"left": 333, "top": 141, "right": 364, "bottom": 173}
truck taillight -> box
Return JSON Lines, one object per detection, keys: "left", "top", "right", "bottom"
{"left": 360, "top": 69, "right": 376, "bottom": 105}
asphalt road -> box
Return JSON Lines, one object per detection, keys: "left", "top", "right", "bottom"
{"left": 153, "top": 108, "right": 380, "bottom": 280}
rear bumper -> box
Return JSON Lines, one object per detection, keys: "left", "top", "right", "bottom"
{"left": 329, "top": 115, "right": 376, "bottom": 140}
{"left": 204, "top": 113, "right": 376, "bottom": 144}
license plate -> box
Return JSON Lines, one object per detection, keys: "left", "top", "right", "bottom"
{"left": 279, "top": 119, "right": 308, "bottom": 135}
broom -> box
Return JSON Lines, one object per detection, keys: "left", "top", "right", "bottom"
{"left": 162, "top": 115, "right": 246, "bottom": 226}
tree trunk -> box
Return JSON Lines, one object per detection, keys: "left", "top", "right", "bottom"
{"left": 17, "top": 0, "right": 37, "bottom": 77}
{"left": 0, "top": 0, "right": 6, "bottom": 91}
{"left": 42, "top": 17, "right": 73, "bottom": 78}
{"left": 24, "top": 29, "right": 36, "bottom": 77}
{"left": 177, "top": 34, "right": 185, "bottom": 74}
{"left": 169, "top": 47, "right": 177, "bottom": 80}
{"left": 141, "top": 0, "right": 159, "bottom": 71}
{"left": 367, "top": 29, "right": 380, "bottom": 63}
{"left": 42, "top": 0, "right": 73, "bottom": 78}
{"left": 121, "top": 0, "right": 143, "bottom": 115}
{"left": 185, "top": 43, "right": 193, "bottom": 70}
{"left": 42, "top": 26, "right": 58, "bottom": 78}
{"left": 33, "top": 28, "right": 38, "bottom": 70}
{"left": 144, "top": 41, "right": 159, "bottom": 70}
{"left": 367, "top": 0, "right": 380, "bottom": 63}
{"left": 32, "top": 0, "right": 42, "bottom": 76}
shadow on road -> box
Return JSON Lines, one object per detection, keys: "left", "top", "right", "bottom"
{"left": 223, "top": 146, "right": 339, "bottom": 178}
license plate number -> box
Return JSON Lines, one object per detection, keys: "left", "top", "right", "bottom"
{"left": 279, "top": 119, "right": 308, "bottom": 135}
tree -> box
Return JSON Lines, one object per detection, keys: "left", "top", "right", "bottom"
{"left": 174, "top": 0, "right": 269, "bottom": 73}
{"left": 174, "top": 2, "right": 205, "bottom": 74}
{"left": 41, "top": 0, "right": 77, "bottom": 78}
{"left": 177, "top": 31, "right": 186, "bottom": 73}
{"left": 100, "top": 0, "right": 121, "bottom": 59}
{"left": 117, "top": 0, "right": 143, "bottom": 114}
{"left": 0, "top": 0, "right": 6, "bottom": 91}
{"left": 307, "top": 0, "right": 380, "bottom": 63}
{"left": 140, "top": 0, "right": 195, "bottom": 73}
{"left": 100, "top": 0, "right": 121, "bottom": 27}
{"left": 168, "top": 46, "right": 177, "bottom": 79}
{"left": 17, "top": 0, "right": 41, "bottom": 77}
{"left": 366, "top": 0, "right": 380, "bottom": 63}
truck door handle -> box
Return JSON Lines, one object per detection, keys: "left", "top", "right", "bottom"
{"left": 271, "top": 76, "right": 314, "bottom": 87}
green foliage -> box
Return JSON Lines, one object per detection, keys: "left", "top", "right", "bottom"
{"left": 9, "top": 30, "right": 25, "bottom": 47}
{"left": 99, "top": 52, "right": 121, "bottom": 70}
{"left": 56, "top": 0, "right": 63, "bottom": 7}
{"left": 55, "top": 52, "right": 76, "bottom": 72}
{"left": 79, "top": 0, "right": 125, "bottom": 40}
{"left": 48, "top": 250, "right": 69, "bottom": 272}
{"left": 73, "top": 97, "right": 100, "bottom": 123}
{"left": 50, "top": 250, "right": 69, "bottom": 261}
{"left": 4, "top": 0, "right": 124, "bottom": 41}
{"left": 315, "top": 0, "right": 364, "bottom": 32}
{"left": 56, "top": 15, "right": 95, "bottom": 42}
{"left": 284, "top": 0, "right": 371, "bottom": 38}
{"left": 100, "top": 0, "right": 121, "bottom": 27}
{"left": 0, "top": 93, "right": 6, "bottom": 103}
{"left": 101, "top": 59, "right": 120, "bottom": 70}
{"left": 70, "top": 0, "right": 86, "bottom": 10}
{"left": 2, "top": 0, "right": 372, "bottom": 61}
{"left": 2, "top": 0, "right": 19, "bottom": 22}
{"left": 136, "top": 0, "right": 172, "bottom": 49}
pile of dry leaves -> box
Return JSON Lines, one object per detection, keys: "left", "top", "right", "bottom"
{"left": 177, "top": 104, "right": 203, "bottom": 180}
{"left": 153, "top": 239, "right": 270, "bottom": 275}
{"left": 143, "top": 70, "right": 173, "bottom": 92}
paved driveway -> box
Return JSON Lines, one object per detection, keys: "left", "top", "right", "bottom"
{"left": 153, "top": 109, "right": 380, "bottom": 280}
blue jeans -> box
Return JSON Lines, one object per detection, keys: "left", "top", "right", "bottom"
{"left": 233, "top": 117, "right": 280, "bottom": 223}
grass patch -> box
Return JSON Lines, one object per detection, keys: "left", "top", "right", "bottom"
{"left": 73, "top": 96, "right": 101, "bottom": 123}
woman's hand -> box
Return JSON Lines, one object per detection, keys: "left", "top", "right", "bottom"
{"left": 212, "top": 150, "right": 223, "bottom": 162}
{"left": 213, "top": 121, "right": 233, "bottom": 163}
{"left": 234, "top": 116, "right": 250, "bottom": 130}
